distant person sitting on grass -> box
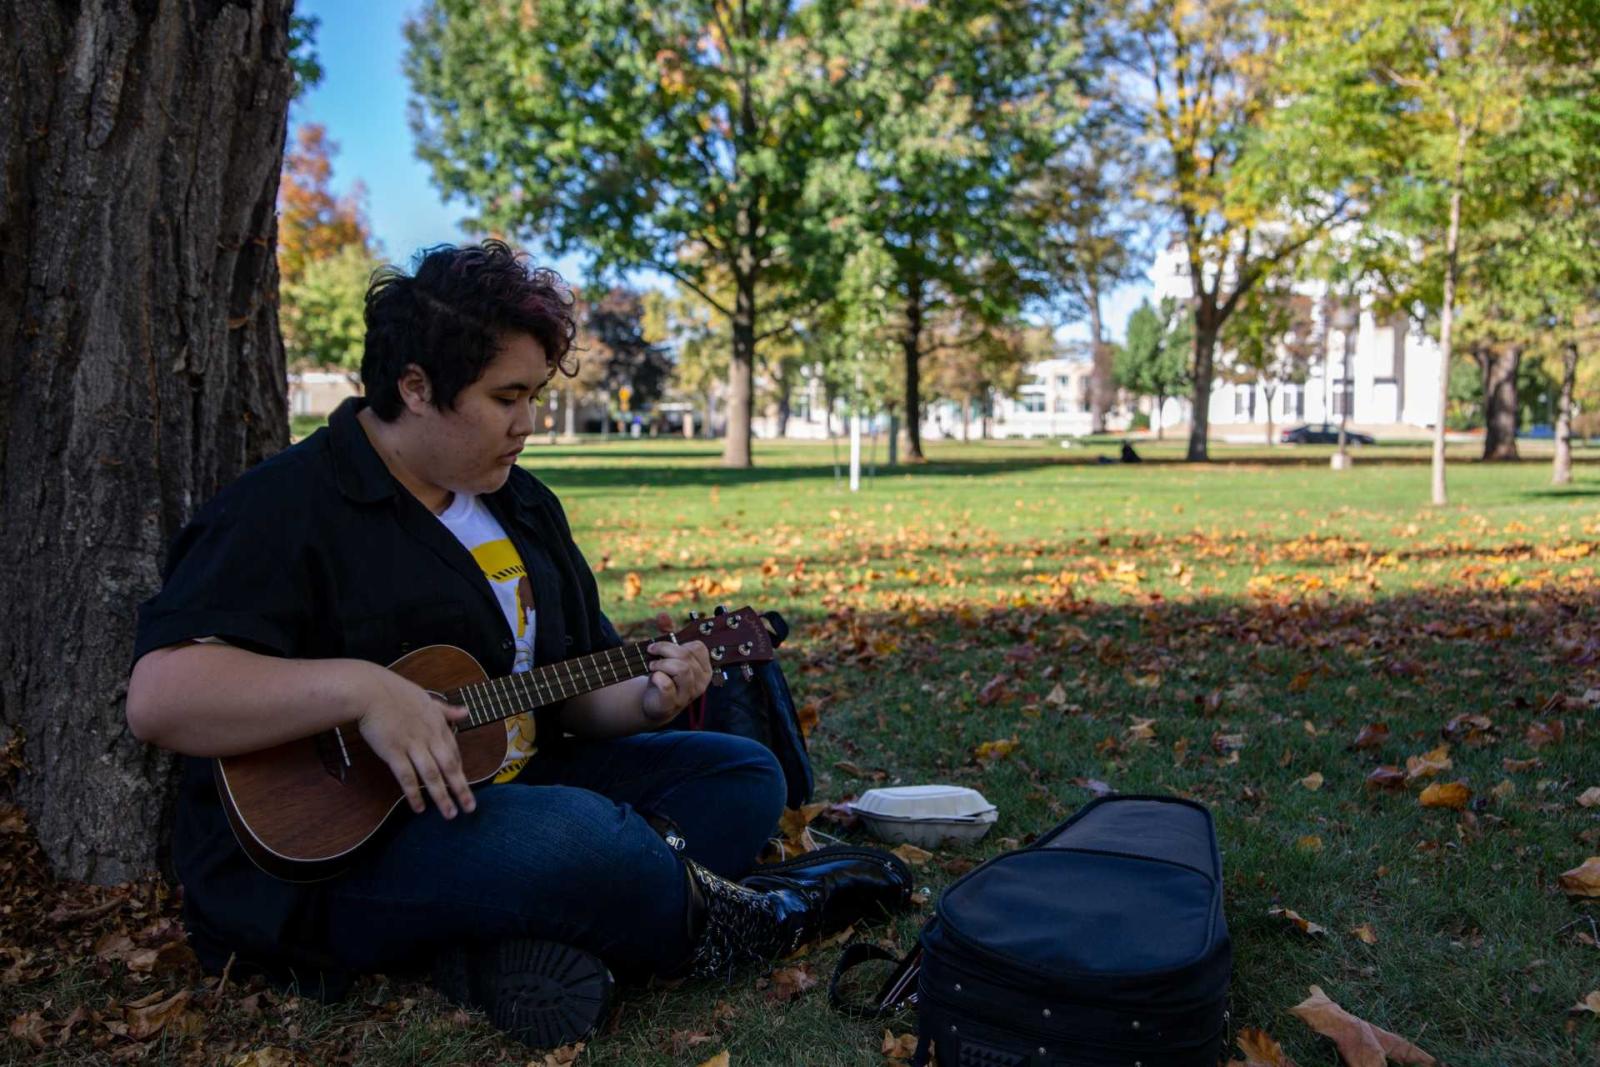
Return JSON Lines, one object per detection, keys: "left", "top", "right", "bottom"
{"left": 123, "top": 240, "right": 911, "bottom": 1051}
{"left": 1120, "top": 439, "right": 1143, "bottom": 463}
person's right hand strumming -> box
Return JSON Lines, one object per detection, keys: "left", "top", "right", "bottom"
{"left": 354, "top": 667, "right": 476, "bottom": 819}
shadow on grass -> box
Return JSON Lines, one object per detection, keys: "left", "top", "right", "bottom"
{"left": 3, "top": 583, "right": 1597, "bottom": 1066}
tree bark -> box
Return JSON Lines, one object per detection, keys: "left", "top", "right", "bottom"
{"left": 1262, "top": 384, "right": 1277, "bottom": 445}
{"left": 1088, "top": 282, "right": 1112, "bottom": 435}
{"left": 0, "top": 1, "right": 294, "bottom": 882}
{"left": 1480, "top": 342, "right": 1521, "bottom": 461}
{"left": 901, "top": 280, "right": 926, "bottom": 462}
{"left": 1186, "top": 308, "right": 1218, "bottom": 462}
{"left": 1553, "top": 338, "right": 1577, "bottom": 485}
{"left": 722, "top": 269, "right": 756, "bottom": 467}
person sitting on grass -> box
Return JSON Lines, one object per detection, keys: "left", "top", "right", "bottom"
{"left": 123, "top": 240, "right": 911, "bottom": 1050}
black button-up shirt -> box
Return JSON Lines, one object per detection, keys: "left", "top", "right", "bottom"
{"left": 132, "top": 397, "right": 620, "bottom": 975}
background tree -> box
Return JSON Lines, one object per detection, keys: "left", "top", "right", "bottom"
{"left": 582, "top": 288, "right": 674, "bottom": 419}
{"left": 1278, "top": 0, "right": 1528, "bottom": 501}
{"left": 1220, "top": 286, "right": 1319, "bottom": 444}
{"left": 1116, "top": 297, "right": 1193, "bottom": 440}
{"left": 405, "top": 0, "right": 844, "bottom": 468}
{"left": 820, "top": 0, "right": 1081, "bottom": 462}
{"left": 1025, "top": 68, "right": 1150, "bottom": 435}
{"left": 277, "top": 124, "right": 381, "bottom": 377}
{"left": 924, "top": 315, "right": 1045, "bottom": 441}
{"left": 0, "top": 1, "right": 296, "bottom": 881}
{"left": 1098, "top": 0, "right": 1357, "bottom": 462}
{"left": 647, "top": 287, "right": 725, "bottom": 439}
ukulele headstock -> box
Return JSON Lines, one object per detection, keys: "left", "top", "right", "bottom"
{"left": 672, "top": 606, "right": 775, "bottom": 675}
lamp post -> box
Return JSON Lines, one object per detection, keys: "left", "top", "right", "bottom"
{"left": 1330, "top": 304, "right": 1357, "bottom": 470}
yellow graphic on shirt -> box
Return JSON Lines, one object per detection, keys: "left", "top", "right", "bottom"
{"left": 467, "top": 538, "right": 539, "bottom": 783}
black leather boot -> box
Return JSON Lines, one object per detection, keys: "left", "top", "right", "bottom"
{"left": 682, "top": 845, "right": 913, "bottom": 979}
{"left": 432, "top": 939, "right": 613, "bottom": 1050}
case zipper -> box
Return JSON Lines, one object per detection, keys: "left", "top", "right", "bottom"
{"left": 919, "top": 985, "right": 1226, "bottom": 1060}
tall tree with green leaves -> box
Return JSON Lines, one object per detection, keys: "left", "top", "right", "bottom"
{"left": 1276, "top": 0, "right": 1531, "bottom": 501}
{"left": 1461, "top": 13, "right": 1600, "bottom": 479}
{"left": 1116, "top": 297, "right": 1192, "bottom": 440}
{"left": 1097, "top": 0, "right": 1358, "bottom": 462}
{"left": 404, "top": 0, "right": 842, "bottom": 468}
{"left": 818, "top": 0, "right": 1081, "bottom": 461}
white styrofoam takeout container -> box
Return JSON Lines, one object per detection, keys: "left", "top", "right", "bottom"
{"left": 850, "top": 785, "right": 998, "bottom": 848}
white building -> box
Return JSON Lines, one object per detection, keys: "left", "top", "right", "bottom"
{"left": 986, "top": 357, "right": 1137, "bottom": 439}
{"left": 1149, "top": 241, "right": 1443, "bottom": 435}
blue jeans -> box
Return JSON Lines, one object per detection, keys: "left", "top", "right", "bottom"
{"left": 318, "top": 730, "right": 786, "bottom": 976}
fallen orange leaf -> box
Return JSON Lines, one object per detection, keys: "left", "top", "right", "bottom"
{"left": 1570, "top": 991, "right": 1600, "bottom": 1014}
{"left": 1300, "top": 772, "right": 1325, "bottom": 792}
{"left": 973, "top": 737, "right": 1020, "bottom": 762}
{"left": 882, "top": 1030, "right": 920, "bottom": 1062}
{"left": 1525, "top": 720, "right": 1565, "bottom": 749}
{"left": 1404, "top": 745, "right": 1451, "bottom": 781}
{"left": 1558, "top": 857, "right": 1600, "bottom": 898}
{"left": 1365, "top": 766, "right": 1406, "bottom": 791}
{"left": 1289, "top": 985, "right": 1436, "bottom": 1067}
{"left": 1418, "top": 781, "right": 1471, "bottom": 810}
{"left": 1350, "top": 723, "right": 1390, "bottom": 750}
{"left": 1231, "top": 1027, "right": 1300, "bottom": 1066}
{"left": 892, "top": 843, "right": 933, "bottom": 867}
{"left": 1268, "top": 906, "right": 1327, "bottom": 936}
{"left": 1350, "top": 924, "right": 1378, "bottom": 945}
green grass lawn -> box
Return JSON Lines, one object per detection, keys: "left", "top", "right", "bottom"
{"left": 4, "top": 437, "right": 1599, "bottom": 1066}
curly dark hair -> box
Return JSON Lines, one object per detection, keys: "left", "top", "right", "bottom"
{"left": 361, "top": 240, "right": 579, "bottom": 420}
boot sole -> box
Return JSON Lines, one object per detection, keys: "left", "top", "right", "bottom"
{"left": 433, "top": 939, "right": 613, "bottom": 1050}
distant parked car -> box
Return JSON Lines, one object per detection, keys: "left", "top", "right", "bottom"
{"left": 1519, "top": 423, "right": 1555, "bottom": 440}
{"left": 1280, "top": 423, "right": 1375, "bottom": 445}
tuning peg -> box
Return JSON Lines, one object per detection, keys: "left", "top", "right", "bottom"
{"left": 687, "top": 610, "right": 702, "bottom": 621}
{"left": 740, "top": 665, "right": 755, "bottom": 681}
{"left": 713, "top": 604, "right": 727, "bottom": 616}
{"left": 709, "top": 671, "right": 727, "bottom": 688}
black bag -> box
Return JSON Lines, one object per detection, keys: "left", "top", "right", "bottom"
{"left": 832, "top": 795, "right": 1230, "bottom": 1067}
{"left": 671, "top": 607, "right": 815, "bottom": 809}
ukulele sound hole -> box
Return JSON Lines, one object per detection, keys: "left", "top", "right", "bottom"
{"left": 315, "top": 728, "right": 350, "bottom": 782}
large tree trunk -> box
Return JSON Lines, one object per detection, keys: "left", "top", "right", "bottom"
{"left": 901, "top": 281, "right": 926, "bottom": 462}
{"left": 1186, "top": 307, "right": 1218, "bottom": 462}
{"left": 1481, "top": 342, "right": 1521, "bottom": 461}
{"left": 723, "top": 269, "right": 756, "bottom": 467}
{"left": 1088, "top": 283, "right": 1112, "bottom": 435}
{"left": 1553, "top": 338, "right": 1577, "bottom": 485}
{"left": 0, "top": 1, "right": 294, "bottom": 882}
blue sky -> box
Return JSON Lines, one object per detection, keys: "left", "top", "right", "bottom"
{"left": 292, "top": 1, "right": 1150, "bottom": 343}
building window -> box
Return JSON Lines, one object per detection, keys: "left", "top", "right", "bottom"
{"left": 1078, "top": 377, "right": 1092, "bottom": 413}
{"left": 1056, "top": 375, "right": 1071, "bottom": 389}
{"left": 1021, "top": 393, "right": 1046, "bottom": 414}
{"left": 1331, "top": 384, "right": 1354, "bottom": 417}
{"left": 1053, "top": 396, "right": 1071, "bottom": 414}
{"left": 1173, "top": 260, "right": 1188, "bottom": 277}
{"left": 1234, "top": 389, "right": 1249, "bottom": 417}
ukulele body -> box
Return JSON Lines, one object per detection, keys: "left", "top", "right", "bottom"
{"left": 215, "top": 645, "right": 509, "bottom": 882}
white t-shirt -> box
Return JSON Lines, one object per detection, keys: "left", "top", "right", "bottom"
{"left": 436, "top": 492, "right": 538, "bottom": 783}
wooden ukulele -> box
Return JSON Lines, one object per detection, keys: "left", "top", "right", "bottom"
{"left": 216, "top": 607, "right": 776, "bottom": 881}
